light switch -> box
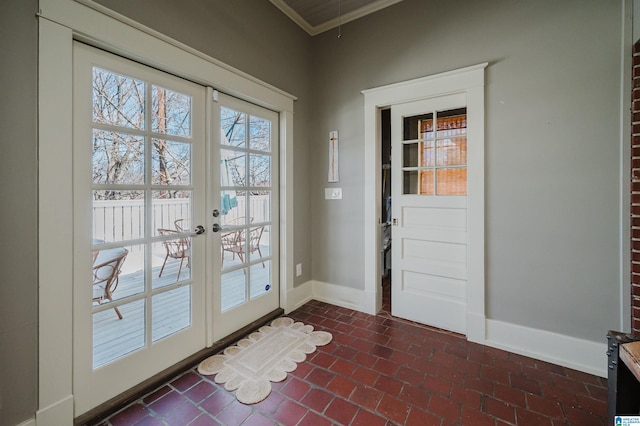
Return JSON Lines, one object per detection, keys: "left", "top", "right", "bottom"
{"left": 325, "top": 188, "right": 342, "bottom": 199}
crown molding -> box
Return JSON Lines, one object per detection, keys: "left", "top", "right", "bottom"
{"left": 269, "top": 0, "right": 404, "bottom": 36}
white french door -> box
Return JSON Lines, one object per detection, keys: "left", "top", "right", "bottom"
{"left": 73, "top": 43, "right": 207, "bottom": 414}
{"left": 391, "top": 93, "right": 469, "bottom": 334}
{"left": 210, "top": 94, "right": 280, "bottom": 341}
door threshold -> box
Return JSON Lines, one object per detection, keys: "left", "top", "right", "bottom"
{"left": 75, "top": 307, "right": 284, "bottom": 426}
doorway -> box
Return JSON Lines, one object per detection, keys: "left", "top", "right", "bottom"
{"left": 363, "top": 63, "right": 486, "bottom": 343}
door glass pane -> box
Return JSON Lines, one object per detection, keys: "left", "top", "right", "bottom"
{"left": 403, "top": 143, "right": 419, "bottom": 168}
{"left": 249, "top": 154, "right": 270, "bottom": 187}
{"left": 93, "top": 190, "right": 144, "bottom": 243}
{"left": 221, "top": 150, "right": 246, "bottom": 186}
{"left": 152, "top": 286, "right": 191, "bottom": 342}
{"left": 93, "top": 298, "right": 145, "bottom": 368}
{"left": 152, "top": 139, "right": 192, "bottom": 185}
{"left": 152, "top": 190, "right": 192, "bottom": 237}
{"left": 221, "top": 107, "right": 246, "bottom": 148}
{"left": 152, "top": 86, "right": 192, "bottom": 137}
{"left": 249, "top": 115, "right": 271, "bottom": 152}
{"left": 436, "top": 168, "right": 467, "bottom": 195}
{"left": 421, "top": 140, "right": 435, "bottom": 167}
{"left": 436, "top": 137, "right": 467, "bottom": 166}
{"left": 152, "top": 235, "right": 191, "bottom": 288}
{"left": 93, "top": 243, "right": 145, "bottom": 303}
{"left": 220, "top": 190, "right": 244, "bottom": 226}
{"left": 250, "top": 260, "right": 271, "bottom": 300}
{"left": 403, "top": 113, "right": 432, "bottom": 140}
{"left": 92, "top": 67, "right": 145, "bottom": 129}
{"left": 221, "top": 269, "right": 247, "bottom": 311}
{"left": 249, "top": 191, "right": 270, "bottom": 223}
{"left": 221, "top": 229, "right": 246, "bottom": 270}
{"left": 436, "top": 108, "right": 467, "bottom": 138}
{"left": 92, "top": 130, "right": 144, "bottom": 185}
{"left": 89, "top": 63, "right": 199, "bottom": 372}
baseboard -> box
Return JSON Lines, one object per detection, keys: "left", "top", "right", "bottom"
{"left": 310, "top": 280, "right": 367, "bottom": 312}
{"left": 484, "top": 319, "right": 607, "bottom": 378}
{"left": 35, "top": 394, "right": 73, "bottom": 426}
{"left": 285, "top": 280, "right": 313, "bottom": 314}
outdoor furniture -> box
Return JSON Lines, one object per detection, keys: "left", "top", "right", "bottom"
{"left": 221, "top": 225, "right": 265, "bottom": 267}
{"left": 158, "top": 228, "right": 190, "bottom": 281}
{"left": 93, "top": 247, "right": 129, "bottom": 320}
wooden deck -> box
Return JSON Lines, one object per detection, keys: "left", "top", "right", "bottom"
{"left": 92, "top": 247, "right": 271, "bottom": 368}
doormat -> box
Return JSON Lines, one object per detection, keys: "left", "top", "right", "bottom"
{"left": 197, "top": 317, "right": 333, "bottom": 404}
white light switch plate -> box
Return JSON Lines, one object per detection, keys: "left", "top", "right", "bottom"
{"left": 325, "top": 188, "right": 342, "bottom": 199}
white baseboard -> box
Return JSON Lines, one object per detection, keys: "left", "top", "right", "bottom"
{"left": 310, "top": 280, "right": 368, "bottom": 312}
{"left": 35, "top": 394, "right": 73, "bottom": 426}
{"left": 284, "top": 280, "right": 313, "bottom": 314}
{"left": 484, "top": 319, "right": 607, "bottom": 378}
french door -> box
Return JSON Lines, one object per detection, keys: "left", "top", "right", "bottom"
{"left": 210, "top": 94, "right": 280, "bottom": 341}
{"left": 391, "top": 93, "right": 469, "bottom": 334}
{"left": 73, "top": 44, "right": 281, "bottom": 414}
{"left": 73, "top": 43, "right": 207, "bottom": 414}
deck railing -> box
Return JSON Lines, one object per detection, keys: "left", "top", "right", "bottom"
{"left": 93, "top": 195, "right": 269, "bottom": 242}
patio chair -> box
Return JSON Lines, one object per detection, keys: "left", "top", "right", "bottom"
{"left": 92, "top": 247, "right": 129, "bottom": 320}
{"left": 158, "top": 228, "right": 190, "bottom": 281}
{"left": 221, "top": 226, "right": 265, "bottom": 268}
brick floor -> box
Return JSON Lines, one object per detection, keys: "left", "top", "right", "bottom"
{"left": 95, "top": 283, "right": 608, "bottom": 425}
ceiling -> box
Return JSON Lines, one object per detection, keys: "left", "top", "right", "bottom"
{"left": 269, "top": 0, "right": 404, "bottom": 36}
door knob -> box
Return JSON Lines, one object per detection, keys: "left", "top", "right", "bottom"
{"left": 194, "top": 225, "right": 205, "bottom": 235}
{"left": 212, "top": 223, "right": 221, "bottom": 232}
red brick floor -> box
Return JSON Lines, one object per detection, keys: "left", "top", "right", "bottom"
{"left": 95, "top": 284, "right": 608, "bottom": 425}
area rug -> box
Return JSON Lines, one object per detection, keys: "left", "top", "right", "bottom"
{"left": 197, "top": 317, "right": 333, "bottom": 404}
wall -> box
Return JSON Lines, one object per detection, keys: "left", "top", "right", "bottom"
{"left": 0, "top": 0, "right": 39, "bottom": 425}
{"left": 94, "top": 0, "right": 314, "bottom": 287}
{"left": 310, "top": 0, "right": 623, "bottom": 343}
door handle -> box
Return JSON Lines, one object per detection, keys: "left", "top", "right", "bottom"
{"left": 212, "top": 223, "right": 221, "bottom": 233}
{"left": 194, "top": 225, "right": 206, "bottom": 235}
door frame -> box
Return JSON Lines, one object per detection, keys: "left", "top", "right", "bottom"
{"left": 361, "top": 63, "right": 487, "bottom": 343}
{"left": 37, "top": 0, "right": 296, "bottom": 422}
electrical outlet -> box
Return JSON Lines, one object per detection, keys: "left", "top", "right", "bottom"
{"left": 296, "top": 263, "right": 302, "bottom": 277}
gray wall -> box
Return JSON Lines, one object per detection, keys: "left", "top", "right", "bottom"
{"left": 0, "top": 0, "right": 39, "bottom": 425}
{"left": 94, "top": 0, "right": 315, "bottom": 287}
{"left": 310, "top": 0, "right": 622, "bottom": 342}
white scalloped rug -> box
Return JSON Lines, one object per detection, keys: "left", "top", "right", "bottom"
{"left": 197, "top": 317, "right": 333, "bottom": 404}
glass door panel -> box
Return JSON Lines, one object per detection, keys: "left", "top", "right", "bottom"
{"left": 213, "top": 95, "right": 279, "bottom": 341}
{"left": 402, "top": 108, "right": 467, "bottom": 195}
{"left": 74, "top": 43, "right": 206, "bottom": 415}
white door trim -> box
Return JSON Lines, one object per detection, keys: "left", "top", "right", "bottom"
{"left": 38, "top": 0, "right": 296, "bottom": 422}
{"left": 361, "top": 63, "right": 487, "bottom": 343}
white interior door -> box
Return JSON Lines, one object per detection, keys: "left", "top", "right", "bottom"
{"left": 73, "top": 42, "right": 207, "bottom": 415}
{"left": 210, "top": 93, "right": 280, "bottom": 341}
{"left": 391, "top": 93, "right": 469, "bottom": 334}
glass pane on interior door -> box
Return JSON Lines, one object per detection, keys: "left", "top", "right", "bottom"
{"left": 250, "top": 260, "right": 271, "bottom": 300}
{"left": 152, "top": 190, "right": 192, "bottom": 237}
{"left": 92, "top": 130, "right": 144, "bottom": 185}
{"left": 221, "top": 149, "right": 246, "bottom": 187}
{"left": 93, "top": 298, "right": 145, "bottom": 368}
{"left": 249, "top": 115, "right": 271, "bottom": 152}
{"left": 152, "top": 286, "right": 191, "bottom": 342}
{"left": 221, "top": 269, "right": 247, "bottom": 311}
{"left": 93, "top": 190, "right": 144, "bottom": 242}
{"left": 221, "top": 107, "right": 246, "bottom": 148}
{"left": 249, "top": 154, "right": 270, "bottom": 187}
{"left": 92, "top": 67, "right": 145, "bottom": 129}
{"left": 152, "top": 86, "right": 192, "bottom": 137}
{"left": 249, "top": 191, "right": 270, "bottom": 224}
{"left": 152, "top": 139, "right": 192, "bottom": 186}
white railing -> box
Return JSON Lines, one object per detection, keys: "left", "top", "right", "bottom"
{"left": 93, "top": 195, "right": 270, "bottom": 242}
